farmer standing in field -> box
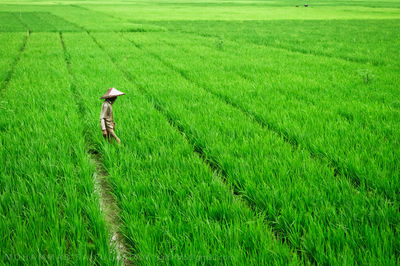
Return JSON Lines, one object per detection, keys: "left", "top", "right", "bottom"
{"left": 100, "top": 88, "right": 125, "bottom": 144}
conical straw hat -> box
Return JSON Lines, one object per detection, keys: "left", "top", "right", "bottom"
{"left": 100, "top": 88, "right": 125, "bottom": 99}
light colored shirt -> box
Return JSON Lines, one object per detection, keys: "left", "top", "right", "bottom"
{"left": 100, "top": 100, "right": 114, "bottom": 131}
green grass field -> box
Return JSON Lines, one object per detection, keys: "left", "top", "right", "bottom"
{"left": 0, "top": 0, "right": 399, "bottom": 264}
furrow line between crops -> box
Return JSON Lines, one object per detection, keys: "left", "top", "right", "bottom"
{"left": 88, "top": 31, "right": 244, "bottom": 197}
{"left": 86, "top": 32, "right": 234, "bottom": 192}
{"left": 59, "top": 32, "right": 132, "bottom": 266}
{"left": 120, "top": 34, "right": 390, "bottom": 204}
{"left": 87, "top": 31, "right": 312, "bottom": 261}
{"left": 176, "top": 30, "right": 386, "bottom": 67}
{"left": 0, "top": 30, "right": 29, "bottom": 93}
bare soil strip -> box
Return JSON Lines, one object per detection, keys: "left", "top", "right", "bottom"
{"left": 59, "top": 32, "right": 132, "bottom": 265}
{"left": 90, "top": 152, "right": 132, "bottom": 265}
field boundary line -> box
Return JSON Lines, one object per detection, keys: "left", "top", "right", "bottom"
{"left": 0, "top": 30, "right": 29, "bottom": 94}
{"left": 87, "top": 31, "right": 311, "bottom": 262}
{"left": 59, "top": 32, "right": 132, "bottom": 266}
{"left": 120, "top": 34, "right": 394, "bottom": 204}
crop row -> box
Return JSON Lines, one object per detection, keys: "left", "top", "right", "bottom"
{"left": 11, "top": 12, "right": 81, "bottom": 32}
{"left": 0, "top": 33, "right": 26, "bottom": 87}
{"left": 84, "top": 1, "right": 400, "bottom": 21}
{"left": 0, "top": 12, "right": 26, "bottom": 32}
{"left": 0, "top": 11, "right": 80, "bottom": 32}
{"left": 153, "top": 19, "right": 400, "bottom": 69}
{"left": 0, "top": 33, "right": 116, "bottom": 264}
{"left": 0, "top": 6, "right": 165, "bottom": 33}
{"left": 125, "top": 31, "right": 400, "bottom": 203}
{"left": 58, "top": 5, "right": 149, "bottom": 32}
{"left": 89, "top": 31, "right": 399, "bottom": 264}
{"left": 64, "top": 5, "right": 166, "bottom": 33}
{"left": 61, "top": 32, "right": 297, "bottom": 264}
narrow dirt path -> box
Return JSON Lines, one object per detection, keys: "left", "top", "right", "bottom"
{"left": 90, "top": 152, "right": 132, "bottom": 265}
{"left": 59, "top": 32, "right": 132, "bottom": 265}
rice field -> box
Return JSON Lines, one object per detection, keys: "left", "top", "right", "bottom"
{"left": 0, "top": 0, "right": 399, "bottom": 264}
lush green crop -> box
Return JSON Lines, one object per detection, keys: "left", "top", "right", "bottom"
{"left": 0, "top": 33, "right": 115, "bottom": 264}
{"left": 125, "top": 31, "right": 400, "bottom": 203}
{"left": 0, "top": 12, "right": 26, "bottom": 32}
{"left": 1, "top": 0, "right": 399, "bottom": 265}
{"left": 0, "top": 32, "right": 26, "bottom": 86}
{"left": 86, "top": 1, "right": 400, "bottom": 20}
{"left": 152, "top": 19, "right": 400, "bottom": 69}
{"left": 61, "top": 31, "right": 297, "bottom": 264}
{"left": 93, "top": 31, "right": 399, "bottom": 264}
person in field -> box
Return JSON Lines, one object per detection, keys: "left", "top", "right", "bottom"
{"left": 100, "top": 88, "right": 125, "bottom": 144}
